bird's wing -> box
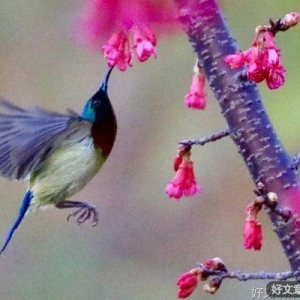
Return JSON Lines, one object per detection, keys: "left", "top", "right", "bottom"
{"left": 0, "top": 99, "right": 91, "bottom": 180}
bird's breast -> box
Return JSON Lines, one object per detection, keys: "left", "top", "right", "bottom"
{"left": 29, "top": 135, "right": 106, "bottom": 206}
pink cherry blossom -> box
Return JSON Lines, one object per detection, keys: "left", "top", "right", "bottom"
{"left": 133, "top": 24, "right": 157, "bottom": 62}
{"left": 266, "top": 63, "right": 286, "bottom": 89}
{"left": 102, "top": 31, "right": 132, "bottom": 71}
{"left": 184, "top": 73, "right": 206, "bottom": 110}
{"left": 243, "top": 217, "right": 263, "bottom": 250}
{"left": 173, "top": 154, "right": 183, "bottom": 172}
{"left": 177, "top": 269, "right": 201, "bottom": 299}
{"left": 78, "top": 0, "right": 178, "bottom": 70}
{"left": 247, "top": 61, "right": 268, "bottom": 83}
{"left": 224, "top": 29, "right": 286, "bottom": 89}
{"left": 166, "top": 155, "right": 201, "bottom": 200}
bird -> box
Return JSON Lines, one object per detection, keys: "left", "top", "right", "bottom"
{"left": 0, "top": 67, "right": 117, "bottom": 254}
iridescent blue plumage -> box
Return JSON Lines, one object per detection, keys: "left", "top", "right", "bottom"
{"left": 0, "top": 191, "right": 32, "bottom": 254}
{"left": 0, "top": 67, "right": 117, "bottom": 254}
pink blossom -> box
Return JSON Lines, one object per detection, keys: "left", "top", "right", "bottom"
{"left": 266, "top": 63, "right": 286, "bottom": 89}
{"left": 166, "top": 156, "right": 201, "bottom": 200}
{"left": 173, "top": 154, "right": 183, "bottom": 172}
{"left": 133, "top": 24, "right": 157, "bottom": 62}
{"left": 224, "top": 29, "right": 286, "bottom": 89}
{"left": 264, "top": 31, "right": 280, "bottom": 65}
{"left": 102, "top": 31, "right": 132, "bottom": 71}
{"left": 243, "top": 217, "right": 263, "bottom": 250}
{"left": 78, "top": 0, "right": 178, "bottom": 70}
{"left": 247, "top": 61, "right": 268, "bottom": 83}
{"left": 177, "top": 269, "right": 201, "bottom": 299}
{"left": 184, "top": 73, "right": 206, "bottom": 110}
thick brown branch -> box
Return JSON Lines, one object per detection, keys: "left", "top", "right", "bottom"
{"left": 175, "top": 0, "right": 300, "bottom": 280}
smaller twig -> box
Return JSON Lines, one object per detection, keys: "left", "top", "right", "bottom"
{"left": 197, "top": 259, "right": 294, "bottom": 282}
{"left": 179, "top": 128, "right": 230, "bottom": 147}
{"left": 178, "top": 259, "right": 294, "bottom": 297}
{"left": 204, "top": 269, "right": 294, "bottom": 281}
{"left": 253, "top": 182, "right": 292, "bottom": 222}
{"left": 253, "top": 183, "right": 292, "bottom": 222}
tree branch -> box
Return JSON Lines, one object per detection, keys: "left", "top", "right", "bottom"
{"left": 175, "top": 0, "right": 300, "bottom": 281}
{"left": 179, "top": 127, "right": 229, "bottom": 146}
{"left": 204, "top": 269, "right": 294, "bottom": 281}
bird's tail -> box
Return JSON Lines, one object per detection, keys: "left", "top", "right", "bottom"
{"left": 0, "top": 190, "right": 33, "bottom": 254}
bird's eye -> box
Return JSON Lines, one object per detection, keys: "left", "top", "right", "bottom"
{"left": 92, "top": 100, "right": 100, "bottom": 107}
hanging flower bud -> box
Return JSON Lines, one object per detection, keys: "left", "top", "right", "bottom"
{"left": 173, "top": 154, "right": 183, "bottom": 172}
{"left": 177, "top": 268, "right": 202, "bottom": 299}
{"left": 243, "top": 217, "right": 263, "bottom": 250}
{"left": 166, "top": 149, "right": 201, "bottom": 200}
{"left": 204, "top": 257, "right": 226, "bottom": 271}
{"left": 184, "top": 71, "right": 206, "bottom": 110}
{"left": 282, "top": 12, "right": 300, "bottom": 28}
{"left": 173, "top": 145, "right": 190, "bottom": 172}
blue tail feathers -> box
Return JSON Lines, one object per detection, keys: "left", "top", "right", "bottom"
{"left": 0, "top": 190, "right": 33, "bottom": 254}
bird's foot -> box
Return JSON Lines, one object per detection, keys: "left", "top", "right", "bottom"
{"left": 67, "top": 202, "right": 99, "bottom": 226}
{"left": 56, "top": 200, "right": 99, "bottom": 226}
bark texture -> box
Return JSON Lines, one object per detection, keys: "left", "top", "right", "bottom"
{"left": 175, "top": 0, "right": 300, "bottom": 280}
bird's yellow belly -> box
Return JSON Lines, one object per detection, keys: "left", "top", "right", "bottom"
{"left": 29, "top": 136, "right": 105, "bottom": 209}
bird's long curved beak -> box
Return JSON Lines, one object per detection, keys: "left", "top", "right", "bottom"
{"left": 100, "top": 67, "right": 114, "bottom": 94}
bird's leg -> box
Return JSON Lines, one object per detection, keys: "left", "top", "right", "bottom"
{"left": 56, "top": 200, "right": 99, "bottom": 226}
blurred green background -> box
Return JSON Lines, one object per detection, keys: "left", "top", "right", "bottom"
{"left": 0, "top": 1, "right": 299, "bottom": 299}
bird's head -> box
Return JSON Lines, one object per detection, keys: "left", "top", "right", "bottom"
{"left": 81, "top": 67, "right": 115, "bottom": 123}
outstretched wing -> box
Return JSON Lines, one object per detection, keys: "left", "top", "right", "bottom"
{"left": 0, "top": 99, "right": 91, "bottom": 180}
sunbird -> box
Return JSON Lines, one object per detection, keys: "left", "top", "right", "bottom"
{"left": 0, "top": 67, "right": 117, "bottom": 254}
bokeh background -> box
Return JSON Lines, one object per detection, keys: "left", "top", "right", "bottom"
{"left": 0, "top": 1, "right": 299, "bottom": 299}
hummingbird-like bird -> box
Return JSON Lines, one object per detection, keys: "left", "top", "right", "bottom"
{"left": 0, "top": 67, "right": 117, "bottom": 254}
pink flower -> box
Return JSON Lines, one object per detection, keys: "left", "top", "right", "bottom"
{"left": 184, "top": 73, "right": 206, "bottom": 110}
{"left": 133, "top": 24, "right": 157, "bottom": 62}
{"left": 102, "top": 31, "right": 132, "bottom": 71}
{"left": 224, "top": 29, "right": 286, "bottom": 89}
{"left": 173, "top": 154, "right": 183, "bottom": 172}
{"left": 78, "top": 0, "right": 178, "bottom": 70}
{"left": 166, "top": 155, "right": 201, "bottom": 200}
{"left": 247, "top": 61, "right": 268, "bottom": 83}
{"left": 243, "top": 217, "right": 263, "bottom": 250}
{"left": 177, "top": 269, "right": 201, "bottom": 299}
{"left": 266, "top": 63, "right": 286, "bottom": 89}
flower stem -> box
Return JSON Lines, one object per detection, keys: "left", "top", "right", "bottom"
{"left": 179, "top": 128, "right": 230, "bottom": 147}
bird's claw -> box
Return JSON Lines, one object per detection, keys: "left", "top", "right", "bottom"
{"left": 67, "top": 202, "right": 99, "bottom": 226}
